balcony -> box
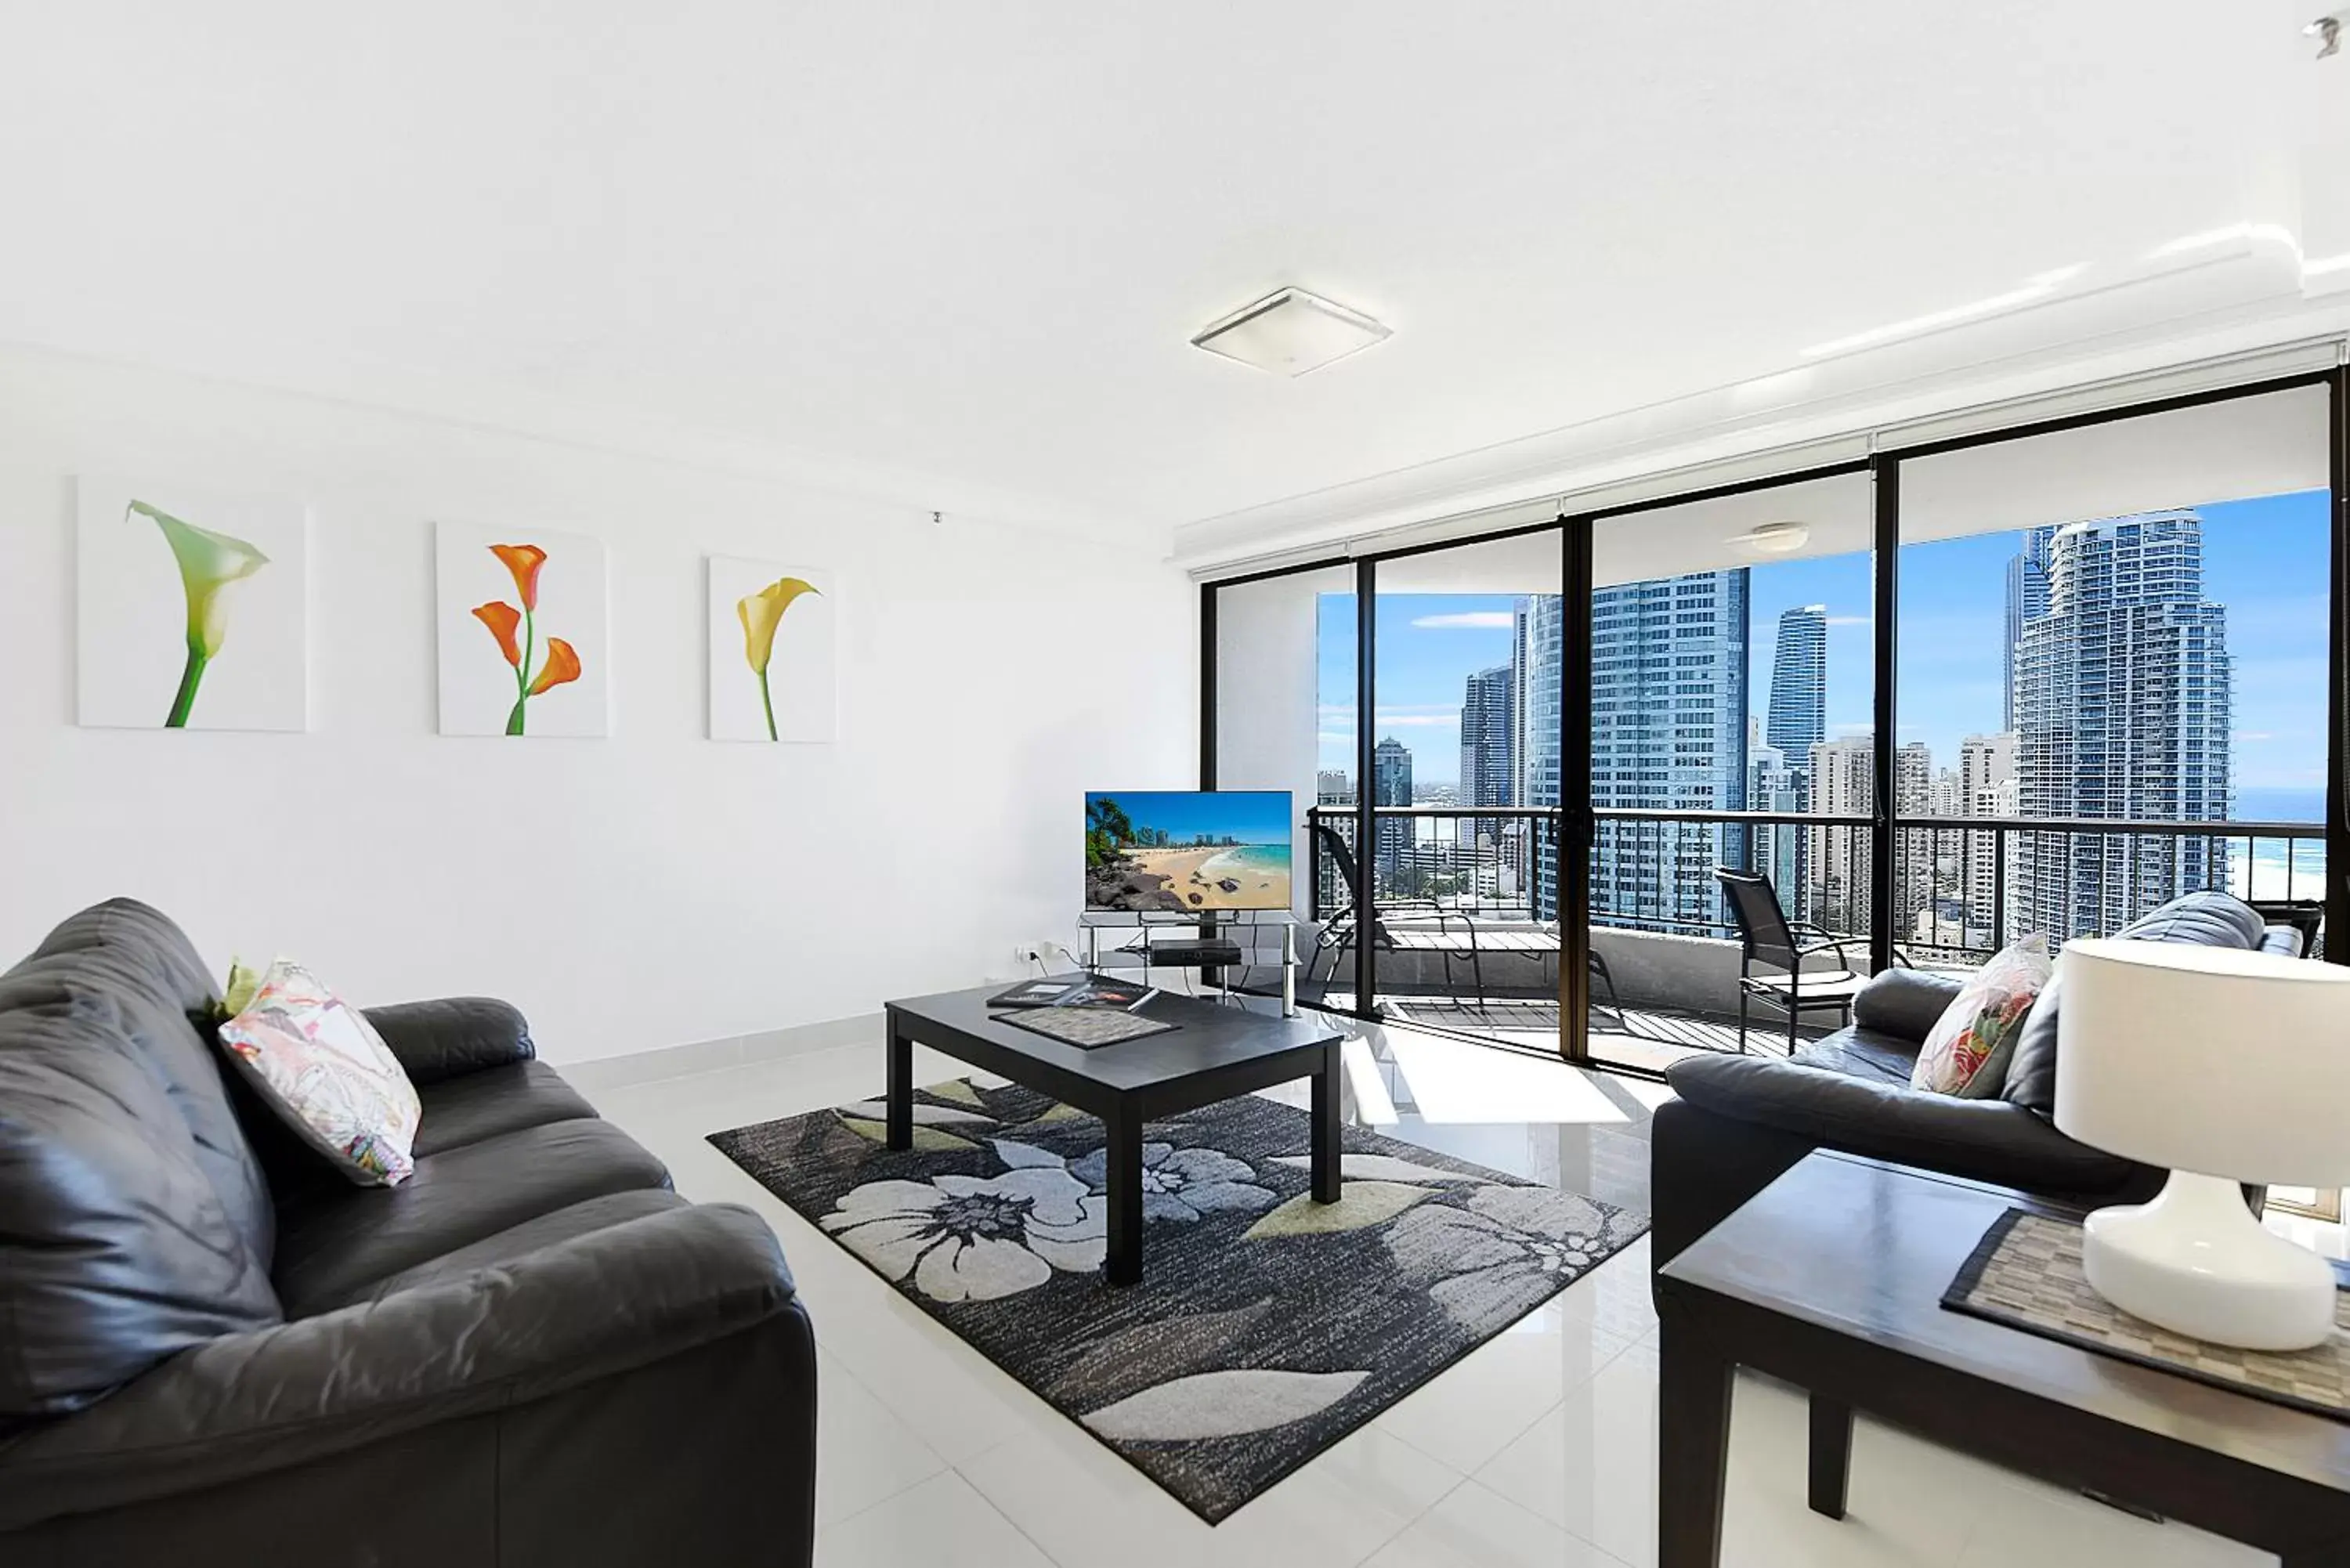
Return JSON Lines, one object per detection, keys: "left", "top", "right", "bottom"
{"left": 1296, "top": 804, "right": 2326, "bottom": 1071}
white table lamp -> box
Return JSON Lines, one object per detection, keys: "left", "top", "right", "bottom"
{"left": 2055, "top": 938, "right": 2350, "bottom": 1351}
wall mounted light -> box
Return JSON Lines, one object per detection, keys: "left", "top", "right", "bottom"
{"left": 1726, "top": 521, "right": 1811, "bottom": 555}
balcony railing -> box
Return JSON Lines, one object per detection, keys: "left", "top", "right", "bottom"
{"left": 1300, "top": 803, "right": 2326, "bottom": 1057}
{"left": 1303, "top": 805, "right": 1564, "bottom": 925}
{"left": 1885, "top": 813, "right": 2326, "bottom": 963}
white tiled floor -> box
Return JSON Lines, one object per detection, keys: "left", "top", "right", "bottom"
{"left": 586, "top": 1017, "right": 2277, "bottom": 1568}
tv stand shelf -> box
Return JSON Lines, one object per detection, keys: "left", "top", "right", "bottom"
{"left": 1079, "top": 912, "right": 1301, "bottom": 1013}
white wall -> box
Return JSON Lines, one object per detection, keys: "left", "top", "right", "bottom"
{"left": 0, "top": 349, "right": 1196, "bottom": 1063}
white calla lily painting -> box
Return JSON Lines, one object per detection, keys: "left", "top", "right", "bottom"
{"left": 76, "top": 477, "right": 310, "bottom": 731}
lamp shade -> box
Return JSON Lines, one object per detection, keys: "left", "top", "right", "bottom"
{"left": 2055, "top": 938, "right": 2350, "bottom": 1190}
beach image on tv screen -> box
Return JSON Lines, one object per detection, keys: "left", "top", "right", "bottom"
{"left": 1084, "top": 790, "right": 1292, "bottom": 912}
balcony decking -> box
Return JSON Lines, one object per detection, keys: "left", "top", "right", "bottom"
{"left": 1363, "top": 993, "right": 1834, "bottom": 1072}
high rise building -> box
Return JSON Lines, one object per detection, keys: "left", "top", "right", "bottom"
{"left": 1810, "top": 733, "right": 1875, "bottom": 934}
{"left": 1956, "top": 732, "right": 2018, "bottom": 943}
{"left": 2003, "top": 526, "right": 2055, "bottom": 730}
{"left": 1893, "top": 742, "right": 1932, "bottom": 807}
{"left": 1967, "top": 776, "right": 2019, "bottom": 944}
{"left": 1958, "top": 732, "right": 2017, "bottom": 807}
{"left": 1511, "top": 602, "right": 1533, "bottom": 808}
{"left": 1893, "top": 740, "right": 1936, "bottom": 938}
{"left": 1748, "top": 742, "right": 1802, "bottom": 916}
{"left": 1314, "top": 771, "right": 1354, "bottom": 912}
{"left": 2013, "top": 511, "right": 2232, "bottom": 938}
{"left": 1458, "top": 664, "right": 1515, "bottom": 810}
{"left": 1765, "top": 605, "right": 1828, "bottom": 759}
{"left": 1762, "top": 602, "right": 1827, "bottom": 910}
{"left": 1520, "top": 595, "right": 1565, "bottom": 917}
{"left": 1587, "top": 569, "right": 1750, "bottom": 931}
{"left": 1372, "top": 735, "right": 1415, "bottom": 887}
{"left": 1929, "top": 767, "right": 1964, "bottom": 819}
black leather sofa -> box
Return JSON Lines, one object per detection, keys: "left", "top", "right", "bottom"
{"left": 0, "top": 899, "right": 816, "bottom": 1567}
{"left": 1651, "top": 890, "right": 2302, "bottom": 1265}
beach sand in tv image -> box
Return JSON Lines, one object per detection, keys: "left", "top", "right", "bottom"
{"left": 1085, "top": 791, "right": 1293, "bottom": 912}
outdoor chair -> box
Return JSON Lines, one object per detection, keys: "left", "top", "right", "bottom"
{"left": 1307, "top": 822, "right": 1615, "bottom": 1016}
{"left": 1714, "top": 866, "right": 1884, "bottom": 1055}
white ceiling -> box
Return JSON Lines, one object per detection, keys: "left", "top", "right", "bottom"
{"left": 4, "top": 3, "right": 2347, "bottom": 551}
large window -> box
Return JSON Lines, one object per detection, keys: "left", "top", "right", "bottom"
{"left": 1896, "top": 385, "right": 2332, "bottom": 959}
{"left": 1202, "top": 370, "right": 2346, "bottom": 1075}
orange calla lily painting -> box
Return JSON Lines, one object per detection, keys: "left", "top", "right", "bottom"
{"left": 707, "top": 555, "right": 837, "bottom": 742}
{"left": 436, "top": 523, "right": 608, "bottom": 737}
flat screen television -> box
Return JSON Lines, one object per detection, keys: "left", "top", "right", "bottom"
{"left": 1084, "top": 789, "right": 1293, "bottom": 913}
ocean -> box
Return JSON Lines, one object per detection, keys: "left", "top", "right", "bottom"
{"left": 1201, "top": 844, "right": 1292, "bottom": 878}
{"left": 2236, "top": 786, "right": 2325, "bottom": 824}
{"left": 2231, "top": 786, "right": 2326, "bottom": 903}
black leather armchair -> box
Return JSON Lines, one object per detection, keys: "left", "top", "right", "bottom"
{"left": 0, "top": 900, "right": 817, "bottom": 1568}
{"left": 1650, "top": 891, "right": 2300, "bottom": 1266}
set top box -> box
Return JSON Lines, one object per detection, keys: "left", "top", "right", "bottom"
{"left": 1084, "top": 790, "right": 1292, "bottom": 914}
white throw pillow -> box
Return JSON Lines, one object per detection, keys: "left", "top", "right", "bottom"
{"left": 216, "top": 959, "right": 421, "bottom": 1186}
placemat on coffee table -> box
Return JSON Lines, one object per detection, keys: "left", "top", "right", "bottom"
{"left": 997, "top": 1006, "right": 1177, "bottom": 1048}
{"left": 1943, "top": 1207, "right": 2350, "bottom": 1421}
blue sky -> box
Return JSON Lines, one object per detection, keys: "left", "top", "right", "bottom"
{"left": 1088, "top": 789, "right": 1291, "bottom": 844}
{"left": 1316, "top": 489, "right": 2329, "bottom": 802}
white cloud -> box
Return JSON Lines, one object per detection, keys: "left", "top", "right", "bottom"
{"left": 1824, "top": 615, "right": 1871, "bottom": 627}
{"left": 1318, "top": 703, "right": 1459, "bottom": 722}
{"left": 2232, "top": 730, "right": 2276, "bottom": 742}
{"left": 1408, "top": 611, "right": 1516, "bottom": 630}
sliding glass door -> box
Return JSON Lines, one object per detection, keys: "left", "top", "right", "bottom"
{"left": 1200, "top": 366, "right": 2349, "bottom": 1076}
{"left": 1358, "top": 528, "right": 1564, "bottom": 1050}
{"left": 1583, "top": 471, "right": 1875, "bottom": 1070}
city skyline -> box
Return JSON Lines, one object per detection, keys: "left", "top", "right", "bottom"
{"left": 1317, "top": 488, "right": 2326, "bottom": 807}
{"left": 2013, "top": 511, "right": 2232, "bottom": 936}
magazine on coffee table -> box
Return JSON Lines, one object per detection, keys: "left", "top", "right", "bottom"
{"left": 985, "top": 975, "right": 1175, "bottom": 1047}
{"left": 985, "top": 976, "right": 1159, "bottom": 1013}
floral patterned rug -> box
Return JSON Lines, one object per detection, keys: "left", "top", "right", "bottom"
{"left": 709, "top": 1078, "right": 1648, "bottom": 1523}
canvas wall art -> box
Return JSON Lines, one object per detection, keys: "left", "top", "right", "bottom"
{"left": 436, "top": 522, "right": 610, "bottom": 737}
{"left": 76, "top": 476, "right": 310, "bottom": 731}
{"left": 707, "top": 555, "right": 837, "bottom": 742}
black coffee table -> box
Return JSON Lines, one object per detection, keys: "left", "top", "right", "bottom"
{"left": 883, "top": 980, "right": 1346, "bottom": 1285}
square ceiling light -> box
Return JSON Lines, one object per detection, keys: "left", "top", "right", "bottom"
{"left": 1189, "top": 287, "right": 1391, "bottom": 377}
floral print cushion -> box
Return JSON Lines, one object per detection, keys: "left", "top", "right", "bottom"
{"left": 1910, "top": 934, "right": 2053, "bottom": 1097}
{"left": 216, "top": 959, "right": 421, "bottom": 1186}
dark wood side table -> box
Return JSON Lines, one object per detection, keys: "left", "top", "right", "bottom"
{"left": 884, "top": 981, "right": 1344, "bottom": 1285}
{"left": 1654, "top": 1151, "right": 2350, "bottom": 1567}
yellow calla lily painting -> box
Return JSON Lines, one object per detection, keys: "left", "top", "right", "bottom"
{"left": 708, "top": 556, "right": 837, "bottom": 742}
{"left": 74, "top": 479, "right": 310, "bottom": 731}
